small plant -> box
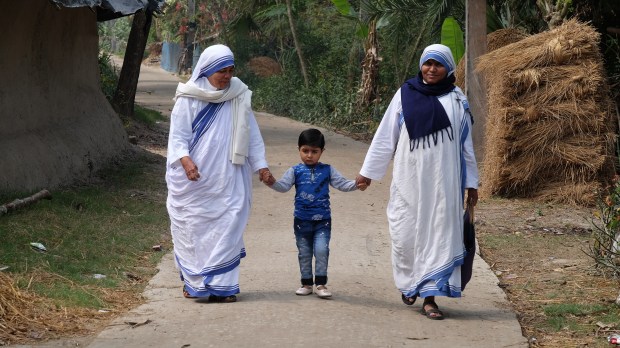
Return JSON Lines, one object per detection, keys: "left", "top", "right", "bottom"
{"left": 98, "top": 52, "right": 119, "bottom": 102}
{"left": 586, "top": 176, "right": 620, "bottom": 277}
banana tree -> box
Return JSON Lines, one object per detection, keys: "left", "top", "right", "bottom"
{"left": 361, "top": 0, "right": 464, "bottom": 87}
{"left": 441, "top": 16, "right": 465, "bottom": 64}
{"left": 331, "top": 0, "right": 377, "bottom": 114}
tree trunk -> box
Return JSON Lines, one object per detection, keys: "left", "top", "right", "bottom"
{"left": 465, "top": 0, "right": 487, "bottom": 165}
{"left": 285, "top": 0, "right": 309, "bottom": 88}
{"left": 111, "top": 9, "right": 153, "bottom": 117}
{"left": 356, "top": 19, "right": 378, "bottom": 120}
{"left": 185, "top": 0, "right": 196, "bottom": 74}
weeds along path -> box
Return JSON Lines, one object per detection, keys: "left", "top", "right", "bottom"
{"left": 85, "top": 60, "right": 528, "bottom": 348}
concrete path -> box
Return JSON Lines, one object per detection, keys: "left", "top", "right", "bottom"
{"left": 24, "top": 60, "right": 528, "bottom": 348}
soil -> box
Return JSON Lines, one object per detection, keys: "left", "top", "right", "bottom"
{"left": 474, "top": 198, "right": 620, "bottom": 347}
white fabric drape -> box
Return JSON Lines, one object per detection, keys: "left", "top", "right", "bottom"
{"left": 360, "top": 87, "right": 478, "bottom": 298}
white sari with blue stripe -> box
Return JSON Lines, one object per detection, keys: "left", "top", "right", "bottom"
{"left": 360, "top": 87, "right": 478, "bottom": 299}
{"left": 166, "top": 79, "right": 268, "bottom": 298}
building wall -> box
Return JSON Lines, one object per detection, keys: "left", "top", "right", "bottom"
{"left": 0, "top": 1, "right": 128, "bottom": 192}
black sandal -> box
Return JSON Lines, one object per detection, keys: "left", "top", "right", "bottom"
{"left": 420, "top": 300, "right": 444, "bottom": 320}
{"left": 401, "top": 293, "right": 417, "bottom": 306}
{"left": 208, "top": 295, "right": 237, "bottom": 303}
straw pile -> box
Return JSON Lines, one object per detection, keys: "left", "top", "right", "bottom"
{"left": 475, "top": 19, "right": 617, "bottom": 205}
{"left": 455, "top": 28, "right": 529, "bottom": 89}
{"left": 0, "top": 272, "right": 92, "bottom": 344}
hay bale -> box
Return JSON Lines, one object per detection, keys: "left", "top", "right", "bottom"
{"left": 247, "top": 56, "right": 282, "bottom": 77}
{"left": 475, "top": 19, "right": 617, "bottom": 205}
{"left": 455, "top": 28, "right": 528, "bottom": 89}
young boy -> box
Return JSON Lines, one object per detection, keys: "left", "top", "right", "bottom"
{"left": 262, "top": 128, "right": 367, "bottom": 298}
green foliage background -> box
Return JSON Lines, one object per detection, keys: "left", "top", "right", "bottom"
{"left": 100, "top": 0, "right": 620, "bottom": 137}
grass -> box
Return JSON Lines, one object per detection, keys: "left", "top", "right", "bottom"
{"left": 134, "top": 104, "right": 166, "bottom": 125}
{"left": 0, "top": 149, "right": 169, "bottom": 310}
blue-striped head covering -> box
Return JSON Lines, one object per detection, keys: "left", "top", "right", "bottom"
{"left": 419, "top": 44, "right": 456, "bottom": 76}
{"left": 192, "top": 44, "right": 235, "bottom": 81}
{"left": 401, "top": 44, "right": 456, "bottom": 150}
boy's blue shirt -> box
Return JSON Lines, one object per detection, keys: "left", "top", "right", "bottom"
{"left": 270, "top": 162, "right": 357, "bottom": 220}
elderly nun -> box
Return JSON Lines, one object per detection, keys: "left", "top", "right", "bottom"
{"left": 166, "top": 44, "right": 271, "bottom": 302}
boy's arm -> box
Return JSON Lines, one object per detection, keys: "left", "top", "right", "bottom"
{"left": 329, "top": 167, "right": 357, "bottom": 192}
{"left": 270, "top": 167, "right": 295, "bottom": 193}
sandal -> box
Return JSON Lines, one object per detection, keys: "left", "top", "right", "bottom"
{"left": 401, "top": 293, "right": 417, "bottom": 306}
{"left": 208, "top": 295, "right": 237, "bottom": 303}
{"left": 420, "top": 300, "right": 444, "bottom": 320}
{"left": 182, "top": 286, "right": 196, "bottom": 299}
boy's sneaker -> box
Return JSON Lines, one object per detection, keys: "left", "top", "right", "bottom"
{"left": 315, "top": 285, "right": 332, "bottom": 298}
{"left": 295, "top": 286, "right": 313, "bottom": 296}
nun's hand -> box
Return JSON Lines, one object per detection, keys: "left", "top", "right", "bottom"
{"left": 181, "top": 156, "right": 200, "bottom": 181}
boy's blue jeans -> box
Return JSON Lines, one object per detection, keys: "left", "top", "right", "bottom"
{"left": 294, "top": 218, "right": 331, "bottom": 286}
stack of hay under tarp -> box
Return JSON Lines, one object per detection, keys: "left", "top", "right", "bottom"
{"left": 475, "top": 19, "right": 617, "bottom": 205}
{"left": 455, "top": 28, "right": 529, "bottom": 90}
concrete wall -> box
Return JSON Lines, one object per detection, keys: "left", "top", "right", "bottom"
{"left": 0, "top": 1, "right": 128, "bottom": 193}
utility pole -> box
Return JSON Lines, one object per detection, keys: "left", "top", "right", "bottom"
{"left": 186, "top": 0, "right": 196, "bottom": 73}
{"left": 465, "top": 0, "right": 487, "bottom": 164}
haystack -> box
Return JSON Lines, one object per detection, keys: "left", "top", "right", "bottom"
{"left": 248, "top": 56, "right": 282, "bottom": 77}
{"left": 455, "top": 28, "right": 529, "bottom": 89}
{"left": 475, "top": 19, "right": 617, "bottom": 205}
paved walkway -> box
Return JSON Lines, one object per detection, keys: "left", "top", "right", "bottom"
{"left": 24, "top": 60, "right": 528, "bottom": 348}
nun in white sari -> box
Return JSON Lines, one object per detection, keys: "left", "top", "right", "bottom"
{"left": 166, "top": 44, "right": 270, "bottom": 302}
{"left": 357, "top": 44, "right": 479, "bottom": 319}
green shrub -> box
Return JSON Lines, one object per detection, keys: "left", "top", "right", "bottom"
{"left": 98, "top": 52, "right": 119, "bottom": 102}
{"left": 586, "top": 175, "right": 620, "bottom": 277}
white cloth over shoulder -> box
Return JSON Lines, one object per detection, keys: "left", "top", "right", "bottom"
{"left": 360, "top": 87, "right": 478, "bottom": 299}
{"left": 173, "top": 77, "right": 251, "bottom": 165}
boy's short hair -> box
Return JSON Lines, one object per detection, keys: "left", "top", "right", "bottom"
{"left": 298, "top": 128, "right": 325, "bottom": 149}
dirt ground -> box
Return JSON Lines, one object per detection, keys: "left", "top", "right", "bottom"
{"left": 473, "top": 198, "right": 620, "bottom": 347}
{"left": 127, "top": 112, "right": 620, "bottom": 347}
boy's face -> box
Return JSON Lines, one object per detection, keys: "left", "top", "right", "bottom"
{"left": 298, "top": 145, "right": 323, "bottom": 166}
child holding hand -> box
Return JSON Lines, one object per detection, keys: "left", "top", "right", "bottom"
{"left": 262, "top": 128, "right": 366, "bottom": 298}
